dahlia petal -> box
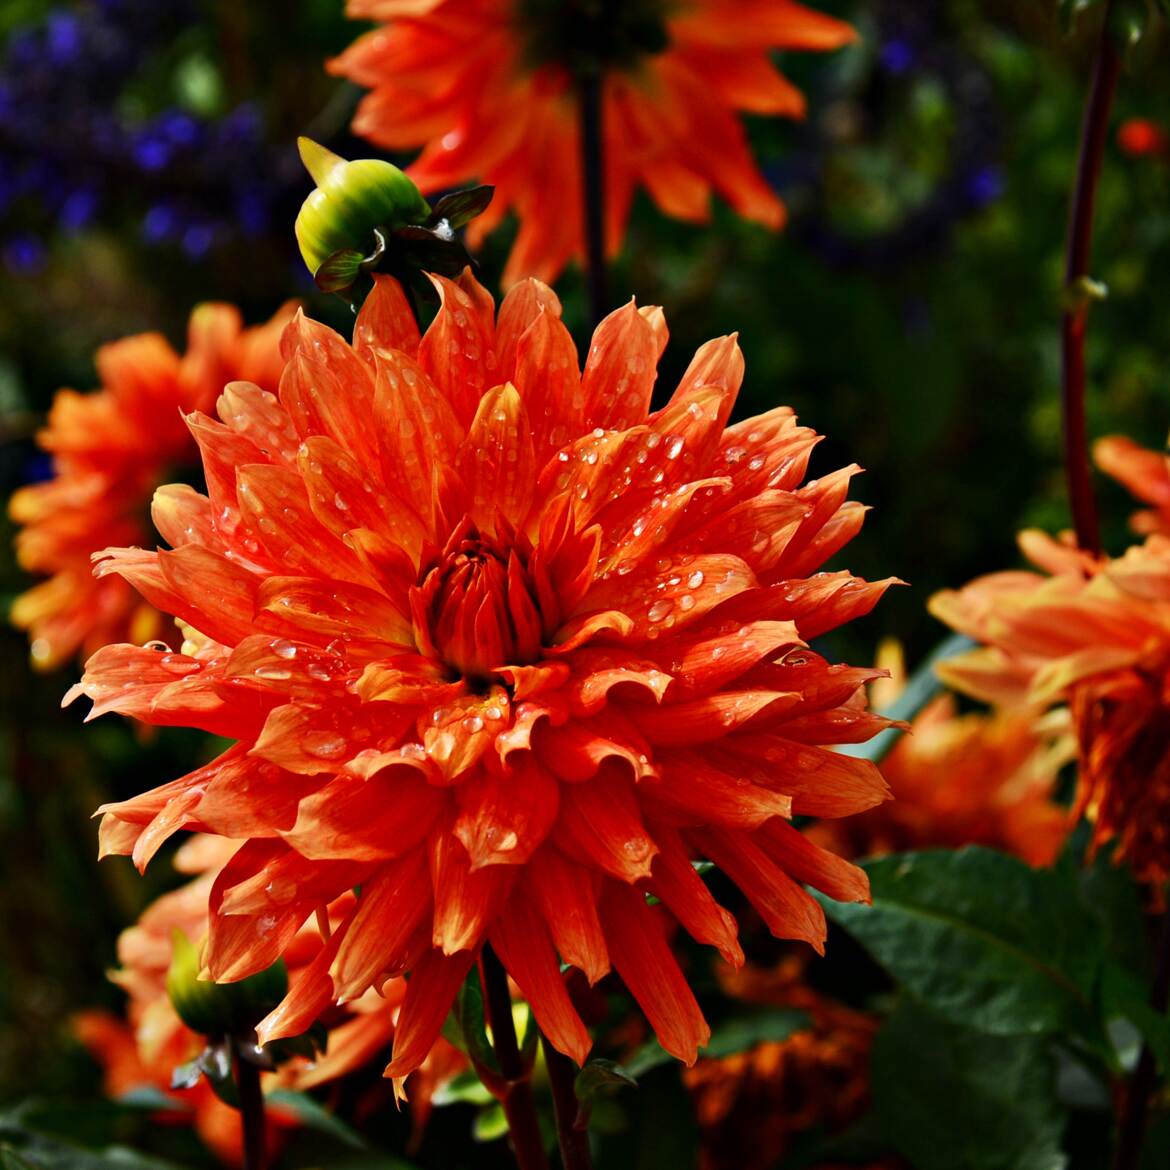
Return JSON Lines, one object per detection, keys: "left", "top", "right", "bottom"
{"left": 223, "top": 634, "right": 350, "bottom": 701}
{"left": 253, "top": 700, "right": 413, "bottom": 775}
{"left": 657, "top": 618, "right": 803, "bottom": 695}
{"left": 331, "top": 852, "right": 432, "bottom": 999}
{"left": 298, "top": 433, "right": 400, "bottom": 541}
{"left": 554, "top": 766, "right": 658, "bottom": 882}
{"left": 496, "top": 661, "right": 571, "bottom": 701}
{"left": 534, "top": 714, "right": 656, "bottom": 783}
{"left": 458, "top": 383, "right": 536, "bottom": 532}
{"left": 527, "top": 847, "right": 610, "bottom": 984}
{"left": 708, "top": 735, "right": 890, "bottom": 817}
{"left": 131, "top": 787, "right": 207, "bottom": 872}
{"left": 217, "top": 843, "right": 364, "bottom": 917}
{"left": 496, "top": 278, "right": 563, "bottom": 379}
{"left": 549, "top": 609, "right": 635, "bottom": 653}
{"left": 372, "top": 346, "right": 466, "bottom": 532}
{"left": 384, "top": 947, "right": 477, "bottom": 1080}
{"left": 645, "top": 751, "right": 792, "bottom": 828}
{"left": 693, "top": 828, "right": 826, "bottom": 953}
{"left": 581, "top": 301, "right": 659, "bottom": 430}
{"left": 453, "top": 755, "right": 559, "bottom": 867}
{"left": 643, "top": 819, "right": 743, "bottom": 967}
{"left": 565, "top": 648, "right": 672, "bottom": 714}
{"left": 256, "top": 913, "right": 351, "bottom": 1044}
{"left": 417, "top": 273, "right": 495, "bottom": 425}
{"left": 429, "top": 830, "right": 516, "bottom": 954}
{"left": 601, "top": 882, "right": 710, "bottom": 1064}
{"left": 743, "top": 574, "right": 897, "bottom": 641}
{"left": 495, "top": 694, "right": 570, "bottom": 765}
{"left": 236, "top": 463, "right": 366, "bottom": 583}
{"left": 284, "top": 768, "right": 446, "bottom": 860}
{"left": 189, "top": 750, "right": 319, "bottom": 838}
{"left": 257, "top": 575, "right": 413, "bottom": 649}
{"left": 510, "top": 304, "right": 583, "bottom": 469}
{"left": 355, "top": 655, "right": 462, "bottom": 705}
{"left": 767, "top": 465, "right": 863, "bottom": 580}
{"left": 185, "top": 411, "right": 273, "bottom": 546}
{"left": 217, "top": 381, "right": 301, "bottom": 465}
{"left": 632, "top": 690, "right": 797, "bottom": 745}
{"left": 353, "top": 274, "right": 421, "bottom": 364}
{"left": 152, "top": 484, "right": 219, "bottom": 550}
{"left": 422, "top": 688, "right": 511, "bottom": 780}
{"left": 156, "top": 544, "right": 264, "bottom": 645}
{"left": 756, "top": 818, "right": 869, "bottom": 904}
{"left": 580, "top": 553, "right": 757, "bottom": 640}
{"left": 279, "top": 312, "right": 378, "bottom": 466}
{"left": 490, "top": 895, "right": 592, "bottom": 1066}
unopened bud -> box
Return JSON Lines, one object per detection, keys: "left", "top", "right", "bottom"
{"left": 295, "top": 137, "right": 430, "bottom": 279}
{"left": 166, "top": 931, "right": 288, "bottom": 1037}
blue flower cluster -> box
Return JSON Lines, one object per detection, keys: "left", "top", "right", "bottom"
{"left": 0, "top": 0, "right": 299, "bottom": 274}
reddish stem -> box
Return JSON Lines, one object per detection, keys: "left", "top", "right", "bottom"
{"left": 234, "top": 1039, "right": 266, "bottom": 1170}
{"left": 1061, "top": 2, "right": 1122, "bottom": 556}
{"left": 542, "top": 1034, "right": 594, "bottom": 1170}
{"left": 481, "top": 945, "right": 549, "bottom": 1170}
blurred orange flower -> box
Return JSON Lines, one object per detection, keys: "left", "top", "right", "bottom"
{"left": 683, "top": 955, "right": 885, "bottom": 1170}
{"left": 1094, "top": 434, "right": 1170, "bottom": 537}
{"left": 69, "top": 269, "right": 896, "bottom": 1085}
{"left": 931, "top": 529, "right": 1170, "bottom": 885}
{"left": 9, "top": 303, "right": 292, "bottom": 671}
{"left": 331, "top": 0, "right": 856, "bottom": 283}
{"left": 811, "top": 641, "right": 1071, "bottom": 866}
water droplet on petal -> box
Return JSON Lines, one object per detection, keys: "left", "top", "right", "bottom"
{"left": 304, "top": 732, "right": 347, "bottom": 759}
{"left": 271, "top": 639, "right": 297, "bottom": 660}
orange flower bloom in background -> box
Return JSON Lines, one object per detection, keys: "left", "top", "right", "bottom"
{"left": 331, "top": 0, "right": 856, "bottom": 284}
{"left": 931, "top": 529, "right": 1170, "bottom": 886}
{"left": 9, "top": 303, "right": 292, "bottom": 671}
{"left": 75, "top": 835, "right": 456, "bottom": 1163}
{"left": 683, "top": 955, "right": 881, "bottom": 1170}
{"left": 68, "top": 269, "right": 895, "bottom": 1084}
{"left": 1094, "top": 433, "right": 1170, "bottom": 536}
{"left": 810, "top": 641, "right": 1071, "bottom": 867}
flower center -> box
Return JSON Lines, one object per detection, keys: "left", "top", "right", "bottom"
{"left": 417, "top": 520, "right": 543, "bottom": 683}
{"left": 514, "top": 0, "right": 672, "bottom": 79}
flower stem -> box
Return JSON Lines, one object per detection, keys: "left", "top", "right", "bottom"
{"left": 578, "top": 73, "right": 607, "bottom": 333}
{"left": 234, "top": 1038, "right": 266, "bottom": 1170}
{"left": 1061, "top": 1, "right": 1122, "bottom": 557}
{"left": 1113, "top": 898, "right": 1170, "bottom": 1170}
{"left": 542, "top": 1033, "right": 594, "bottom": 1170}
{"left": 481, "top": 945, "right": 549, "bottom": 1170}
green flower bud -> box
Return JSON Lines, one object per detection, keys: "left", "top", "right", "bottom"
{"left": 294, "top": 137, "right": 430, "bottom": 279}
{"left": 166, "top": 931, "right": 288, "bottom": 1037}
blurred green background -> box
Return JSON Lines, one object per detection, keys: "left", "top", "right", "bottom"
{"left": 0, "top": 0, "right": 1168, "bottom": 1166}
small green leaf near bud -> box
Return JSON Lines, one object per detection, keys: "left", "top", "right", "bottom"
{"left": 574, "top": 1058, "right": 638, "bottom": 1104}
{"left": 165, "top": 930, "right": 288, "bottom": 1037}
{"left": 427, "top": 185, "right": 495, "bottom": 231}
{"left": 295, "top": 137, "right": 430, "bottom": 281}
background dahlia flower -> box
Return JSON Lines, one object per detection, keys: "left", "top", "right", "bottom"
{"left": 10, "top": 303, "right": 292, "bottom": 670}
{"left": 69, "top": 269, "right": 895, "bottom": 1083}
{"left": 1094, "top": 433, "right": 1170, "bottom": 537}
{"left": 331, "top": 0, "right": 856, "bottom": 284}
{"left": 76, "top": 834, "right": 461, "bottom": 1161}
{"left": 931, "top": 528, "right": 1170, "bottom": 885}
{"left": 810, "top": 641, "right": 1071, "bottom": 867}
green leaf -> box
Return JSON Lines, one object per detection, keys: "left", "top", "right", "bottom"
{"left": 702, "top": 1009, "right": 810, "bottom": 1059}
{"left": 819, "top": 848, "right": 1102, "bottom": 1038}
{"left": 1, "top": 1147, "right": 41, "bottom": 1170}
{"left": 620, "top": 1039, "right": 674, "bottom": 1080}
{"left": 472, "top": 1103, "right": 510, "bottom": 1143}
{"left": 313, "top": 248, "right": 364, "bottom": 294}
{"left": 453, "top": 967, "right": 501, "bottom": 1076}
{"left": 265, "top": 1090, "right": 367, "bottom": 1149}
{"left": 1100, "top": 963, "right": 1170, "bottom": 1075}
{"left": 431, "top": 1070, "right": 495, "bottom": 1109}
{"left": 575, "top": 1059, "right": 638, "bottom": 1104}
{"left": 427, "top": 185, "right": 495, "bottom": 230}
{"left": 872, "top": 997, "right": 1068, "bottom": 1170}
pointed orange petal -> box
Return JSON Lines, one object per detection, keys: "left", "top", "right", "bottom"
{"left": 580, "top": 301, "right": 658, "bottom": 430}
{"left": 354, "top": 274, "right": 421, "bottom": 363}
{"left": 453, "top": 755, "right": 559, "bottom": 868}
{"left": 384, "top": 947, "right": 477, "bottom": 1080}
{"left": 429, "top": 830, "right": 516, "bottom": 954}
{"left": 554, "top": 765, "right": 658, "bottom": 882}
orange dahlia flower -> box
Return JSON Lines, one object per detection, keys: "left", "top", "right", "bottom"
{"left": 68, "top": 270, "right": 895, "bottom": 1081}
{"left": 9, "top": 303, "right": 292, "bottom": 671}
{"left": 931, "top": 529, "right": 1170, "bottom": 886}
{"left": 1094, "top": 434, "right": 1170, "bottom": 537}
{"left": 810, "top": 642, "right": 1071, "bottom": 867}
{"left": 330, "top": 0, "right": 856, "bottom": 284}
{"left": 683, "top": 955, "right": 878, "bottom": 1170}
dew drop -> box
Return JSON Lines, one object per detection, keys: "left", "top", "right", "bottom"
{"left": 271, "top": 639, "right": 297, "bottom": 659}
{"left": 462, "top": 714, "right": 485, "bottom": 733}
{"left": 678, "top": 594, "right": 695, "bottom": 612}
{"left": 304, "top": 732, "right": 347, "bottom": 759}
{"left": 665, "top": 436, "right": 684, "bottom": 460}
{"left": 254, "top": 666, "right": 292, "bottom": 681}
{"left": 142, "top": 640, "right": 171, "bottom": 653}
{"left": 647, "top": 599, "right": 673, "bottom": 623}
{"left": 687, "top": 569, "right": 705, "bottom": 589}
